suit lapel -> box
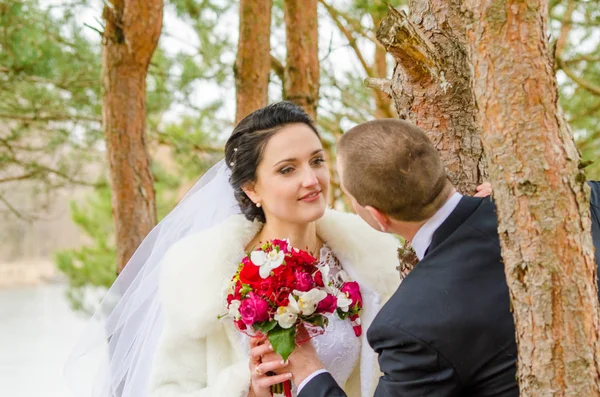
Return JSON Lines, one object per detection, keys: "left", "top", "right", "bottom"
{"left": 426, "top": 196, "right": 483, "bottom": 256}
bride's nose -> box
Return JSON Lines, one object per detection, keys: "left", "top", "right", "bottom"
{"left": 301, "top": 168, "right": 319, "bottom": 188}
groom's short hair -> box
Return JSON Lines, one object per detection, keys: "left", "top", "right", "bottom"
{"left": 338, "top": 119, "right": 452, "bottom": 222}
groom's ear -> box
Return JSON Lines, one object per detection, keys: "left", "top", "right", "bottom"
{"left": 365, "top": 205, "right": 390, "bottom": 233}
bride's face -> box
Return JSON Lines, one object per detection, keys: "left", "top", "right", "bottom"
{"left": 245, "top": 123, "right": 329, "bottom": 225}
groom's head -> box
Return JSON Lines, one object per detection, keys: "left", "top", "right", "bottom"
{"left": 337, "top": 119, "right": 452, "bottom": 233}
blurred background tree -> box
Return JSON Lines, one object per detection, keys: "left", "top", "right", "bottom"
{"left": 1, "top": 0, "right": 597, "bottom": 312}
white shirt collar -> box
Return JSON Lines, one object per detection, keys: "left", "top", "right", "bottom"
{"left": 411, "top": 192, "right": 463, "bottom": 260}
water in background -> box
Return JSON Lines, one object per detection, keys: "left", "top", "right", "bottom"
{"left": 0, "top": 283, "right": 90, "bottom": 397}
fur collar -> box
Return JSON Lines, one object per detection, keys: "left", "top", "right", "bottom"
{"left": 159, "top": 210, "right": 400, "bottom": 338}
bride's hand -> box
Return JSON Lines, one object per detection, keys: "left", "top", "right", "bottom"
{"left": 248, "top": 336, "right": 291, "bottom": 397}
{"left": 474, "top": 181, "right": 492, "bottom": 198}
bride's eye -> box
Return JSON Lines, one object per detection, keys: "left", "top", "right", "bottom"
{"left": 312, "top": 157, "right": 325, "bottom": 166}
{"left": 279, "top": 166, "right": 294, "bottom": 175}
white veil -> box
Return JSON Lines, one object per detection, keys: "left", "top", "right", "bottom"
{"left": 64, "top": 159, "right": 241, "bottom": 396}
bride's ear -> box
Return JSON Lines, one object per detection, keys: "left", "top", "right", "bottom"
{"left": 365, "top": 205, "right": 390, "bottom": 233}
{"left": 241, "top": 183, "right": 261, "bottom": 206}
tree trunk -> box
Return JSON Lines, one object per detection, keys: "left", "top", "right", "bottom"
{"left": 464, "top": 0, "right": 600, "bottom": 395}
{"left": 370, "top": 12, "right": 395, "bottom": 119}
{"left": 283, "top": 0, "right": 319, "bottom": 120}
{"left": 369, "top": 2, "right": 486, "bottom": 194}
{"left": 235, "top": 0, "right": 272, "bottom": 124}
{"left": 102, "top": 0, "right": 161, "bottom": 274}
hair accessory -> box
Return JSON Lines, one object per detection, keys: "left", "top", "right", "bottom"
{"left": 230, "top": 162, "right": 235, "bottom": 167}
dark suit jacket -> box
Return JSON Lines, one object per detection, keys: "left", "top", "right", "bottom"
{"left": 299, "top": 182, "right": 600, "bottom": 397}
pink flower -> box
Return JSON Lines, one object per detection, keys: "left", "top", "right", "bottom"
{"left": 234, "top": 319, "right": 247, "bottom": 331}
{"left": 316, "top": 294, "right": 337, "bottom": 313}
{"left": 294, "top": 270, "right": 315, "bottom": 292}
{"left": 240, "top": 293, "right": 270, "bottom": 325}
{"left": 341, "top": 281, "right": 362, "bottom": 308}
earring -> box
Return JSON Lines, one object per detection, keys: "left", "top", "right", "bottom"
{"left": 256, "top": 202, "right": 262, "bottom": 208}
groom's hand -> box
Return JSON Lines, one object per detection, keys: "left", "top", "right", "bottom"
{"left": 285, "top": 326, "right": 326, "bottom": 387}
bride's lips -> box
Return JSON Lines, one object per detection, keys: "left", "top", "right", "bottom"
{"left": 299, "top": 190, "right": 322, "bottom": 202}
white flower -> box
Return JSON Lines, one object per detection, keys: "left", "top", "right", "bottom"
{"left": 228, "top": 300, "right": 241, "bottom": 318}
{"left": 293, "top": 288, "right": 328, "bottom": 316}
{"left": 251, "top": 249, "right": 285, "bottom": 279}
{"left": 274, "top": 294, "right": 300, "bottom": 328}
{"left": 336, "top": 292, "right": 353, "bottom": 313}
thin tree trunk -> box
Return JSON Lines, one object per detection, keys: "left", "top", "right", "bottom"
{"left": 235, "top": 0, "right": 272, "bottom": 124}
{"left": 283, "top": 0, "right": 319, "bottom": 120}
{"left": 464, "top": 0, "right": 600, "bottom": 395}
{"left": 102, "top": 0, "right": 161, "bottom": 273}
{"left": 370, "top": 12, "right": 395, "bottom": 119}
{"left": 368, "top": 2, "right": 486, "bottom": 194}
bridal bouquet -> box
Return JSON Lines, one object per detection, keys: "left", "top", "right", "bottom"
{"left": 224, "top": 239, "right": 363, "bottom": 396}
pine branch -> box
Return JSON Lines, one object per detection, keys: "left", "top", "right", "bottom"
{"left": 319, "top": 0, "right": 373, "bottom": 77}
{"left": 0, "top": 113, "right": 101, "bottom": 123}
{"left": 558, "top": 58, "right": 600, "bottom": 97}
{"left": 271, "top": 55, "right": 285, "bottom": 81}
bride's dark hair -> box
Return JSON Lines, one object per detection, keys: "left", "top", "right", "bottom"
{"left": 225, "top": 101, "right": 320, "bottom": 223}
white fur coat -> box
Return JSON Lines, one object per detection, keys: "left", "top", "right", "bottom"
{"left": 149, "top": 210, "right": 400, "bottom": 397}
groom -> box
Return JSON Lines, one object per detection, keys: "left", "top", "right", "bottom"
{"left": 263, "top": 119, "right": 600, "bottom": 396}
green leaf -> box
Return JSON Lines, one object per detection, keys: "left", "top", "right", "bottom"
{"left": 253, "top": 320, "right": 277, "bottom": 334}
{"left": 303, "top": 315, "right": 328, "bottom": 328}
{"left": 268, "top": 326, "right": 297, "bottom": 361}
{"left": 240, "top": 284, "right": 252, "bottom": 296}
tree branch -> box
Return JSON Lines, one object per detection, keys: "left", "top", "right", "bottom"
{"left": 565, "top": 55, "right": 600, "bottom": 64}
{"left": 364, "top": 77, "right": 393, "bottom": 97}
{"left": 319, "top": 0, "right": 373, "bottom": 77}
{"left": 0, "top": 194, "right": 35, "bottom": 221}
{"left": 555, "top": 0, "right": 576, "bottom": 57}
{"left": 0, "top": 113, "right": 101, "bottom": 123}
{"left": 318, "top": 0, "right": 380, "bottom": 46}
{"left": 0, "top": 172, "right": 42, "bottom": 184}
{"left": 375, "top": 5, "right": 441, "bottom": 84}
{"left": 271, "top": 54, "right": 285, "bottom": 81}
{"left": 558, "top": 58, "right": 600, "bottom": 97}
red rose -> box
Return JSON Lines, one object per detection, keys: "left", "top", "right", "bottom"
{"left": 294, "top": 270, "right": 315, "bottom": 292}
{"left": 239, "top": 259, "right": 261, "bottom": 287}
{"left": 240, "top": 293, "right": 270, "bottom": 325}
{"left": 341, "top": 281, "right": 362, "bottom": 308}
{"left": 275, "top": 291, "right": 290, "bottom": 307}
{"left": 314, "top": 270, "right": 324, "bottom": 287}
{"left": 297, "top": 249, "right": 317, "bottom": 266}
{"left": 316, "top": 293, "right": 337, "bottom": 313}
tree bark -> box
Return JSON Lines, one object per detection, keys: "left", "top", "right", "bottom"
{"left": 369, "top": 2, "right": 486, "bottom": 194}
{"left": 235, "top": 0, "right": 272, "bottom": 124}
{"left": 102, "top": 0, "right": 161, "bottom": 273}
{"left": 464, "top": 0, "right": 600, "bottom": 395}
{"left": 283, "top": 0, "right": 319, "bottom": 120}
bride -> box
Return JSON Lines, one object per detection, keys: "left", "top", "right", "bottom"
{"left": 149, "top": 101, "right": 400, "bottom": 397}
